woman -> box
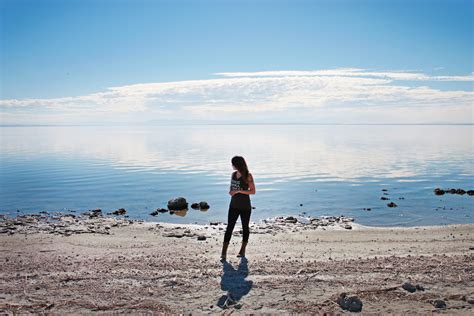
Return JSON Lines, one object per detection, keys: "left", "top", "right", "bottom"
{"left": 221, "top": 156, "right": 256, "bottom": 261}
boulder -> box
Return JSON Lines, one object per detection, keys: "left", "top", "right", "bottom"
{"left": 167, "top": 197, "right": 188, "bottom": 211}
{"left": 434, "top": 188, "right": 445, "bottom": 195}
{"left": 432, "top": 299, "right": 446, "bottom": 308}
{"left": 467, "top": 190, "right": 474, "bottom": 196}
{"left": 199, "top": 201, "right": 210, "bottom": 209}
{"left": 387, "top": 202, "right": 397, "bottom": 208}
{"left": 112, "top": 208, "right": 127, "bottom": 215}
{"left": 191, "top": 203, "right": 200, "bottom": 210}
{"left": 337, "top": 293, "right": 363, "bottom": 312}
{"left": 402, "top": 282, "right": 416, "bottom": 293}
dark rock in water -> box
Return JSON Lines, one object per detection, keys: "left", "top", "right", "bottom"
{"left": 448, "top": 188, "right": 457, "bottom": 194}
{"left": 456, "top": 188, "right": 466, "bottom": 195}
{"left": 112, "top": 208, "right": 126, "bottom": 215}
{"left": 432, "top": 299, "right": 446, "bottom": 308}
{"left": 197, "top": 236, "right": 206, "bottom": 241}
{"left": 467, "top": 190, "right": 474, "bottom": 196}
{"left": 285, "top": 216, "right": 298, "bottom": 224}
{"left": 157, "top": 208, "right": 168, "bottom": 213}
{"left": 434, "top": 188, "right": 445, "bottom": 195}
{"left": 337, "top": 293, "right": 363, "bottom": 312}
{"left": 87, "top": 209, "right": 102, "bottom": 218}
{"left": 387, "top": 202, "right": 397, "bottom": 208}
{"left": 252, "top": 206, "right": 256, "bottom": 209}
{"left": 199, "top": 201, "right": 210, "bottom": 209}
{"left": 415, "top": 284, "right": 425, "bottom": 291}
{"left": 363, "top": 208, "right": 371, "bottom": 211}
{"left": 150, "top": 210, "right": 159, "bottom": 216}
{"left": 299, "top": 204, "right": 303, "bottom": 207}
{"left": 380, "top": 197, "right": 390, "bottom": 200}
{"left": 402, "top": 282, "right": 417, "bottom": 293}
{"left": 191, "top": 203, "right": 200, "bottom": 210}
{"left": 168, "top": 197, "right": 188, "bottom": 211}
{"left": 382, "top": 189, "right": 388, "bottom": 192}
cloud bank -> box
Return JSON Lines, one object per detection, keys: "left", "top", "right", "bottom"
{"left": 1, "top": 68, "right": 473, "bottom": 124}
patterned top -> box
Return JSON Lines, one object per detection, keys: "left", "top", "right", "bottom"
{"left": 229, "top": 172, "right": 252, "bottom": 210}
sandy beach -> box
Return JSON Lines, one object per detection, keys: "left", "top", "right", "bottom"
{"left": 1, "top": 214, "right": 473, "bottom": 314}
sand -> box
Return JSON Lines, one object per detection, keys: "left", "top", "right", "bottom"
{"left": 1, "top": 217, "right": 473, "bottom": 314}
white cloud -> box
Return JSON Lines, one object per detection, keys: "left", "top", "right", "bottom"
{"left": 1, "top": 68, "right": 473, "bottom": 124}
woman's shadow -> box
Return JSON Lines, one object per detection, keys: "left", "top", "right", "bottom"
{"left": 217, "top": 257, "right": 253, "bottom": 309}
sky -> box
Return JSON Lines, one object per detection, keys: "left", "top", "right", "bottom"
{"left": 0, "top": 0, "right": 473, "bottom": 125}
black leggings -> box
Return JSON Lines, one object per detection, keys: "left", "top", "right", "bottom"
{"left": 224, "top": 207, "right": 251, "bottom": 243}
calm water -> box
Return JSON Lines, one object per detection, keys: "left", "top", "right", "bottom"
{"left": 0, "top": 125, "right": 473, "bottom": 227}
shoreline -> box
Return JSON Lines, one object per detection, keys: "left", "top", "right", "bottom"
{"left": 1, "top": 213, "right": 473, "bottom": 314}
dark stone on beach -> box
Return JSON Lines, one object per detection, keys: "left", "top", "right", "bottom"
{"left": 432, "top": 299, "right": 446, "bottom": 308}
{"left": 434, "top": 188, "right": 445, "bottom": 195}
{"left": 468, "top": 190, "right": 474, "bottom": 196}
{"left": 387, "top": 202, "right": 397, "bottom": 208}
{"left": 344, "top": 224, "right": 352, "bottom": 230}
{"left": 112, "top": 208, "right": 127, "bottom": 215}
{"left": 285, "top": 216, "right": 298, "bottom": 224}
{"left": 337, "top": 293, "right": 363, "bottom": 312}
{"left": 210, "top": 221, "right": 220, "bottom": 226}
{"left": 381, "top": 197, "right": 390, "bottom": 200}
{"left": 199, "top": 201, "right": 210, "bottom": 209}
{"left": 402, "top": 282, "right": 417, "bottom": 293}
{"left": 168, "top": 197, "right": 188, "bottom": 211}
{"left": 415, "top": 284, "right": 425, "bottom": 291}
{"left": 87, "top": 209, "right": 102, "bottom": 218}
{"left": 197, "top": 236, "right": 206, "bottom": 241}
{"left": 191, "top": 203, "right": 200, "bottom": 210}
{"left": 467, "top": 298, "right": 474, "bottom": 304}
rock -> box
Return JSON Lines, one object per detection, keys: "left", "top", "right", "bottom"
{"left": 381, "top": 197, "right": 390, "bottom": 200}
{"left": 344, "top": 224, "right": 352, "bottom": 230}
{"left": 112, "top": 208, "right": 127, "bottom": 215}
{"left": 467, "top": 298, "right": 474, "bottom": 304}
{"left": 197, "top": 236, "right": 206, "bottom": 241}
{"left": 167, "top": 197, "right": 188, "bottom": 211}
{"left": 456, "top": 188, "right": 466, "bottom": 195}
{"left": 157, "top": 208, "right": 168, "bottom": 213}
{"left": 199, "top": 201, "right": 210, "bottom": 209}
{"left": 415, "top": 284, "right": 425, "bottom": 291}
{"left": 87, "top": 209, "right": 102, "bottom": 218}
{"left": 191, "top": 203, "right": 200, "bottom": 210}
{"left": 150, "top": 211, "right": 159, "bottom": 216}
{"left": 402, "top": 282, "right": 416, "bottom": 293}
{"left": 434, "top": 188, "right": 445, "bottom": 195}
{"left": 285, "top": 216, "right": 297, "bottom": 224}
{"left": 432, "top": 299, "right": 446, "bottom": 308}
{"left": 387, "top": 202, "right": 397, "bottom": 208}
{"left": 337, "top": 293, "right": 363, "bottom": 312}
{"left": 209, "top": 221, "right": 220, "bottom": 226}
{"left": 299, "top": 204, "right": 303, "bottom": 207}
{"left": 448, "top": 188, "right": 457, "bottom": 194}
{"left": 382, "top": 189, "right": 388, "bottom": 192}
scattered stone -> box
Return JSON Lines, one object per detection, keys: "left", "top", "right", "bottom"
{"left": 209, "top": 221, "right": 221, "bottom": 226}
{"left": 382, "top": 189, "right": 388, "bottom": 192}
{"left": 191, "top": 203, "right": 200, "bottom": 210}
{"left": 197, "top": 236, "right": 206, "bottom": 241}
{"left": 402, "top": 282, "right": 416, "bottom": 293}
{"left": 199, "top": 201, "right": 210, "bottom": 210}
{"left": 435, "top": 188, "right": 473, "bottom": 196}
{"left": 167, "top": 197, "right": 188, "bottom": 211}
{"left": 432, "top": 299, "right": 446, "bottom": 309}
{"left": 285, "top": 216, "right": 297, "bottom": 224}
{"left": 337, "top": 293, "right": 363, "bottom": 312}
{"left": 387, "top": 202, "right": 397, "bottom": 208}
{"left": 468, "top": 190, "right": 474, "bottom": 196}
{"left": 112, "top": 208, "right": 127, "bottom": 215}
{"left": 467, "top": 298, "right": 474, "bottom": 304}
{"left": 299, "top": 204, "right": 303, "bottom": 207}
{"left": 434, "top": 188, "right": 445, "bottom": 195}
{"left": 415, "top": 284, "right": 425, "bottom": 291}
{"left": 381, "top": 197, "right": 390, "bottom": 200}
{"left": 344, "top": 224, "right": 352, "bottom": 230}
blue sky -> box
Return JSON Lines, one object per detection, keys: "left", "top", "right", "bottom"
{"left": 0, "top": 0, "right": 472, "bottom": 124}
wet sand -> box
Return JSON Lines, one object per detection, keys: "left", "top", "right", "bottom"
{"left": 1, "top": 216, "right": 473, "bottom": 314}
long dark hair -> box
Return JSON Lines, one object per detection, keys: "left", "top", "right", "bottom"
{"left": 231, "top": 156, "right": 250, "bottom": 184}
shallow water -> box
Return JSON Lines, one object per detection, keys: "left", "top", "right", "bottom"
{"left": 0, "top": 125, "right": 473, "bottom": 226}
